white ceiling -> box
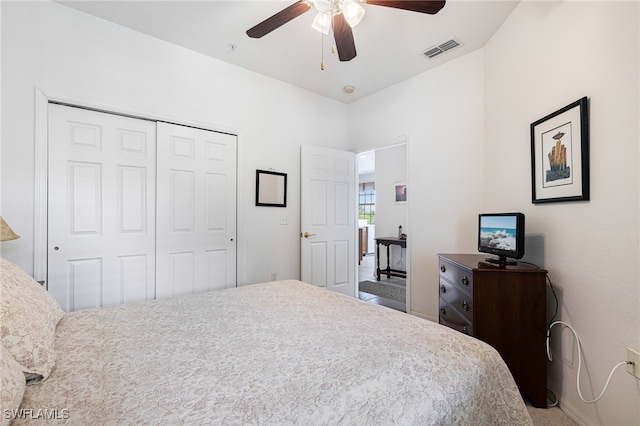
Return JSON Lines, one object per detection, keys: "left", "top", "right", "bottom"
{"left": 358, "top": 150, "right": 375, "bottom": 177}
{"left": 56, "top": 0, "right": 519, "bottom": 104}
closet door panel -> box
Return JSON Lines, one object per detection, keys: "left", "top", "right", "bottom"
{"left": 118, "top": 165, "right": 148, "bottom": 233}
{"left": 205, "top": 173, "right": 227, "bottom": 231}
{"left": 48, "top": 105, "right": 237, "bottom": 309}
{"left": 68, "top": 161, "right": 102, "bottom": 234}
{"left": 48, "top": 104, "right": 157, "bottom": 311}
{"left": 204, "top": 249, "right": 227, "bottom": 291}
{"left": 168, "top": 170, "right": 196, "bottom": 232}
{"left": 156, "top": 122, "right": 237, "bottom": 299}
{"left": 118, "top": 254, "right": 150, "bottom": 303}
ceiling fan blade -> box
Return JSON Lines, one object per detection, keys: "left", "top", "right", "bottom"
{"left": 365, "top": 0, "right": 446, "bottom": 15}
{"left": 333, "top": 13, "right": 357, "bottom": 61}
{"left": 246, "top": 1, "right": 312, "bottom": 38}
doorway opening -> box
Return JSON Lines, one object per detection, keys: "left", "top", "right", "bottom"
{"left": 356, "top": 143, "right": 407, "bottom": 312}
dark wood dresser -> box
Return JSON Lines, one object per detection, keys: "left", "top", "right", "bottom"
{"left": 438, "top": 253, "right": 548, "bottom": 408}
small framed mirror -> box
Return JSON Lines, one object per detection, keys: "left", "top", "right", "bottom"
{"left": 256, "top": 170, "right": 287, "bottom": 207}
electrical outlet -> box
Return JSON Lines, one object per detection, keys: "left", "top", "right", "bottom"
{"left": 280, "top": 216, "right": 289, "bottom": 225}
{"left": 627, "top": 348, "right": 640, "bottom": 378}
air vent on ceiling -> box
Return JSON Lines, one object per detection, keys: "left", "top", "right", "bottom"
{"left": 423, "top": 37, "right": 462, "bottom": 59}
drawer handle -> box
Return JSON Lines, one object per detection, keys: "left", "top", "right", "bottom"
{"left": 440, "top": 285, "right": 446, "bottom": 294}
{"left": 461, "top": 276, "right": 469, "bottom": 286}
{"left": 440, "top": 307, "right": 446, "bottom": 316}
{"left": 462, "top": 326, "right": 469, "bottom": 334}
{"left": 461, "top": 300, "right": 470, "bottom": 312}
{"left": 440, "top": 264, "right": 446, "bottom": 273}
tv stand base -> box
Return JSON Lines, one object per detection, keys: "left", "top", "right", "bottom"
{"left": 484, "top": 257, "right": 517, "bottom": 267}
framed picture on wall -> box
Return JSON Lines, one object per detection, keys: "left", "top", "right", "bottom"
{"left": 256, "top": 169, "right": 287, "bottom": 207}
{"left": 394, "top": 181, "right": 407, "bottom": 204}
{"left": 530, "top": 97, "right": 589, "bottom": 203}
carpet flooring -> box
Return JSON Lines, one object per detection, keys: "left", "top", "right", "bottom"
{"left": 359, "top": 280, "right": 406, "bottom": 303}
{"left": 527, "top": 404, "right": 577, "bottom": 425}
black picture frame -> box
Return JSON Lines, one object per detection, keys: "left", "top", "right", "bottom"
{"left": 255, "top": 170, "right": 287, "bottom": 207}
{"left": 530, "top": 97, "right": 589, "bottom": 204}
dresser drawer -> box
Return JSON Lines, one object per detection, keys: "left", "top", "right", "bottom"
{"left": 439, "top": 299, "right": 474, "bottom": 336}
{"left": 437, "top": 253, "right": 549, "bottom": 408}
{"left": 439, "top": 277, "right": 473, "bottom": 323}
{"left": 438, "top": 258, "right": 473, "bottom": 293}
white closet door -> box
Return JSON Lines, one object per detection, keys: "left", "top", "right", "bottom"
{"left": 48, "top": 104, "right": 157, "bottom": 311}
{"left": 155, "top": 122, "right": 237, "bottom": 299}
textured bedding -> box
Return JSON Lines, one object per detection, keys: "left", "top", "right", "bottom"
{"left": 16, "top": 280, "right": 532, "bottom": 425}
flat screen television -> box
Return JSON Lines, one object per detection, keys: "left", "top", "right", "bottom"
{"left": 478, "top": 213, "right": 525, "bottom": 266}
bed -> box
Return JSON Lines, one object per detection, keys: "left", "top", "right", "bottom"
{"left": 1, "top": 257, "right": 532, "bottom": 425}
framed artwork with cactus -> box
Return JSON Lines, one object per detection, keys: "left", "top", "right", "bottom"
{"left": 530, "top": 97, "right": 589, "bottom": 203}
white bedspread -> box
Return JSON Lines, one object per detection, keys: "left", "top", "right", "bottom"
{"left": 18, "top": 280, "right": 532, "bottom": 425}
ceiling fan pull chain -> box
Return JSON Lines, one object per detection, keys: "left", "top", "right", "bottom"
{"left": 330, "top": 17, "right": 336, "bottom": 54}
{"left": 320, "top": 28, "right": 325, "bottom": 70}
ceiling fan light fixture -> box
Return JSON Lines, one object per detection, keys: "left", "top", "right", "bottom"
{"left": 312, "top": 11, "right": 331, "bottom": 34}
{"left": 342, "top": 0, "right": 365, "bottom": 28}
{"left": 313, "top": 0, "right": 332, "bottom": 13}
{"left": 247, "top": 0, "right": 447, "bottom": 63}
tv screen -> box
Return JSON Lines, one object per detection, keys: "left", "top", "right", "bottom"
{"left": 478, "top": 213, "right": 525, "bottom": 265}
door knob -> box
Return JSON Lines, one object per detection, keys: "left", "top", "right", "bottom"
{"left": 303, "top": 232, "right": 316, "bottom": 238}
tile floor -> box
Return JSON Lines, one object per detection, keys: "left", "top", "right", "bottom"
{"left": 358, "top": 253, "right": 406, "bottom": 312}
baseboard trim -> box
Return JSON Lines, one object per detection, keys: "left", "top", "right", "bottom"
{"left": 557, "top": 396, "right": 596, "bottom": 426}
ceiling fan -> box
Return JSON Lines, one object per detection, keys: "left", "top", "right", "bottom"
{"left": 246, "top": 0, "right": 446, "bottom": 62}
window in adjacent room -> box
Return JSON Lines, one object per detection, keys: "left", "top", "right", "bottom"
{"left": 358, "top": 182, "right": 375, "bottom": 224}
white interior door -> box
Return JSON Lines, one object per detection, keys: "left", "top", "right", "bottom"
{"left": 48, "top": 104, "right": 157, "bottom": 311}
{"left": 300, "top": 145, "right": 356, "bottom": 297}
{"left": 155, "top": 122, "right": 237, "bottom": 299}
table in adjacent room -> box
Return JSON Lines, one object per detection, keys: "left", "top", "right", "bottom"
{"left": 375, "top": 237, "right": 407, "bottom": 280}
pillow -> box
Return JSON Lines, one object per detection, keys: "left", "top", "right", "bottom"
{"left": 1, "top": 345, "right": 26, "bottom": 425}
{"left": 0, "top": 257, "right": 64, "bottom": 383}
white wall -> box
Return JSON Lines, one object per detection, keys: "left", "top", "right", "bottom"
{"left": 0, "top": 1, "right": 349, "bottom": 285}
{"left": 349, "top": 50, "right": 486, "bottom": 319}
{"left": 484, "top": 2, "right": 639, "bottom": 425}
{"left": 350, "top": 1, "right": 640, "bottom": 425}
